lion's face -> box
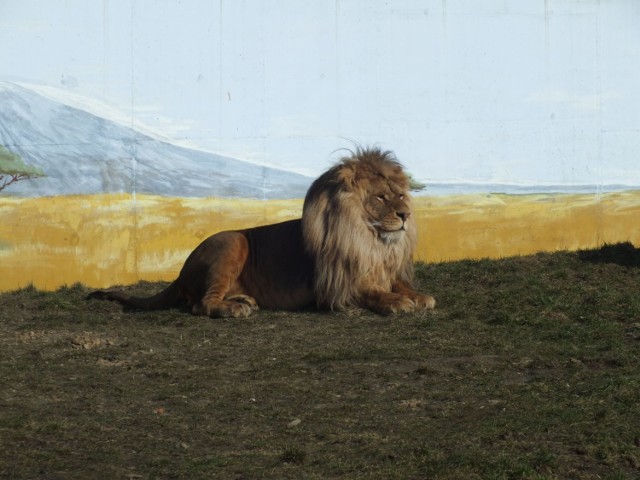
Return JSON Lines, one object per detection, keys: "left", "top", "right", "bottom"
{"left": 363, "top": 187, "right": 412, "bottom": 243}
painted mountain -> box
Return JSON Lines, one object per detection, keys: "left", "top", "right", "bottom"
{"left": 0, "top": 82, "right": 312, "bottom": 199}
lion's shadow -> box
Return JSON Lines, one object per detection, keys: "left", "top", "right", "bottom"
{"left": 578, "top": 242, "right": 640, "bottom": 268}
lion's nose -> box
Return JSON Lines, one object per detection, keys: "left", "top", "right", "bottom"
{"left": 396, "top": 211, "right": 410, "bottom": 222}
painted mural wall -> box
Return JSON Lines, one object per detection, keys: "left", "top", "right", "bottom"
{"left": 1, "top": 1, "right": 639, "bottom": 291}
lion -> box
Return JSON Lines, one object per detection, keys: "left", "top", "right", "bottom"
{"left": 88, "top": 147, "right": 435, "bottom": 317}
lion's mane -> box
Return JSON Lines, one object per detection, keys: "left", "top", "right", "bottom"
{"left": 302, "top": 147, "right": 417, "bottom": 310}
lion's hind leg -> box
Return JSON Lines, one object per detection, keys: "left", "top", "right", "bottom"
{"left": 192, "top": 295, "right": 258, "bottom": 318}
{"left": 226, "top": 294, "right": 259, "bottom": 312}
{"left": 193, "top": 299, "right": 254, "bottom": 318}
{"left": 185, "top": 231, "right": 256, "bottom": 319}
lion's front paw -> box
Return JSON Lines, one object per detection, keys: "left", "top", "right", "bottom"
{"left": 360, "top": 290, "right": 428, "bottom": 315}
{"left": 375, "top": 295, "right": 416, "bottom": 315}
{"left": 388, "top": 296, "right": 416, "bottom": 314}
{"left": 410, "top": 293, "right": 436, "bottom": 310}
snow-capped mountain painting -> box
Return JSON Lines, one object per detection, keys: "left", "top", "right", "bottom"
{"left": 0, "top": 82, "right": 311, "bottom": 199}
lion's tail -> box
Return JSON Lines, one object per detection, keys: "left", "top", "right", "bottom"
{"left": 87, "top": 281, "right": 183, "bottom": 311}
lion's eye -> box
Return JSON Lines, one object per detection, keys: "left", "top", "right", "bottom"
{"left": 375, "top": 195, "right": 386, "bottom": 203}
{"left": 398, "top": 194, "right": 404, "bottom": 200}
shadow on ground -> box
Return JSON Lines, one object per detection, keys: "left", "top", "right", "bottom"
{"left": 578, "top": 241, "right": 640, "bottom": 268}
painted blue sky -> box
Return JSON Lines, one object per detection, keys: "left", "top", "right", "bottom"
{"left": 1, "top": 0, "right": 639, "bottom": 187}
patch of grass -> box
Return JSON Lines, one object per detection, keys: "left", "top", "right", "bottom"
{"left": 278, "top": 446, "right": 307, "bottom": 465}
{"left": 1, "top": 243, "right": 640, "bottom": 479}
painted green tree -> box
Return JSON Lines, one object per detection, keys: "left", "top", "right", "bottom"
{"left": 0, "top": 145, "right": 44, "bottom": 192}
{"left": 407, "top": 173, "right": 426, "bottom": 192}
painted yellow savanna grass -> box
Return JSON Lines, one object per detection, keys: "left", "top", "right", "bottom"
{"left": 1, "top": 191, "right": 639, "bottom": 291}
{"left": 0, "top": 194, "right": 302, "bottom": 291}
{"left": 415, "top": 191, "right": 640, "bottom": 262}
